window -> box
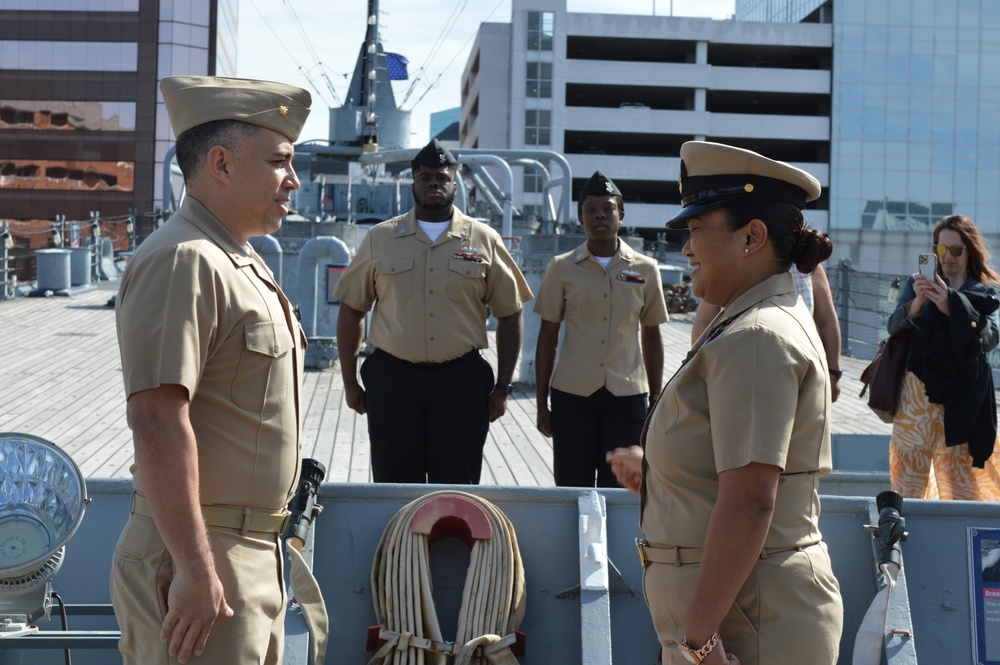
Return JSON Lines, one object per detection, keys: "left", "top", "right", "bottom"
{"left": 0, "top": 159, "right": 134, "bottom": 191}
{"left": 860, "top": 200, "right": 953, "bottom": 229}
{"left": 0, "top": 41, "right": 138, "bottom": 72}
{"left": 525, "top": 110, "right": 551, "bottom": 146}
{"left": 524, "top": 171, "right": 542, "bottom": 193}
{"left": 0, "top": 101, "right": 137, "bottom": 131}
{"left": 0, "top": 0, "right": 137, "bottom": 8}
{"left": 521, "top": 204, "right": 541, "bottom": 222}
{"left": 525, "top": 62, "right": 552, "bottom": 98}
{"left": 527, "top": 11, "right": 554, "bottom": 51}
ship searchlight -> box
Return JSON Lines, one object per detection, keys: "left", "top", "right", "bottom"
{"left": 0, "top": 433, "right": 88, "bottom": 636}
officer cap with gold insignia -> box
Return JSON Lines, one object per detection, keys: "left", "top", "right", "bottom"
{"left": 578, "top": 171, "right": 622, "bottom": 200}
{"left": 411, "top": 138, "right": 458, "bottom": 170}
{"left": 666, "top": 141, "right": 821, "bottom": 229}
{"left": 160, "top": 76, "right": 312, "bottom": 142}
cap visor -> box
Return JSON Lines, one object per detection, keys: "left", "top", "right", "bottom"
{"left": 665, "top": 197, "right": 735, "bottom": 229}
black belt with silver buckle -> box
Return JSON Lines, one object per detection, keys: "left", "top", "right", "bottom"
{"left": 378, "top": 348, "right": 479, "bottom": 368}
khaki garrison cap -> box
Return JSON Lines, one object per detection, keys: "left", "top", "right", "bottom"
{"left": 666, "top": 141, "right": 821, "bottom": 229}
{"left": 160, "top": 76, "right": 312, "bottom": 142}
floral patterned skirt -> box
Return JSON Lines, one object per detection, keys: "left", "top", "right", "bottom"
{"left": 889, "top": 371, "right": 1000, "bottom": 501}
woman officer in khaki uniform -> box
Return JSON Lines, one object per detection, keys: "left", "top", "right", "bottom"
{"left": 534, "top": 172, "right": 668, "bottom": 487}
{"left": 609, "top": 142, "right": 843, "bottom": 665}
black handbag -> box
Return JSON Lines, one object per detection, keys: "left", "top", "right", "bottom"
{"left": 858, "top": 329, "right": 912, "bottom": 423}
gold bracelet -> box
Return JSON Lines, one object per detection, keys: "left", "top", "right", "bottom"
{"left": 678, "top": 630, "right": 720, "bottom": 664}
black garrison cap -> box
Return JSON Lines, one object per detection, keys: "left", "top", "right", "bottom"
{"left": 411, "top": 138, "right": 458, "bottom": 169}
{"left": 578, "top": 171, "right": 622, "bottom": 200}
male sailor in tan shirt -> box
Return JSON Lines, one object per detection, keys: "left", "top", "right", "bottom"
{"left": 335, "top": 139, "right": 533, "bottom": 483}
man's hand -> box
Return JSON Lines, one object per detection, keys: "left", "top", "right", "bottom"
{"left": 128, "top": 384, "right": 229, "bottom": 663}
{"left": 161, "top": 567, "right": 234, "bottom": 663}
{"left": 344, "top": 382, "right": 366, "bottom": 415}
{"left": 488, "top": 388, "right": 508, "bottom": 422}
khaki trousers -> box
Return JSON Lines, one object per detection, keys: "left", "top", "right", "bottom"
{"left": 642, "top": 542, "right": 843, "bottom": 665}
{"left": 110, "top": 513, "right": 286, "bottom": 664}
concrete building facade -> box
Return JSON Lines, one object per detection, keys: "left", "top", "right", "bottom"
{"left": 462, "top": 0, "right": 1000, "bottom": 275}
{"left": 461, "top": 0, "right": 832, "bottom": 241}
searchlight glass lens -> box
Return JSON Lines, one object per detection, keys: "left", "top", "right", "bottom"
{"left": 0, "top": 433, "right": 87, "bottom": 578}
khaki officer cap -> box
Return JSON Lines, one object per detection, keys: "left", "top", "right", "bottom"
{"left": 160, "top": 76, "right": 312, "bottom": 142}
{"left": 666, "top": 141, "right": 821, "bottom": 229}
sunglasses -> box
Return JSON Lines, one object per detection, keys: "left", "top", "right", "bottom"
{"left": 933, "top": 244, "right": 964, "bottom": 257}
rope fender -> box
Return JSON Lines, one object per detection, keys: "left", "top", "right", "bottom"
{"left": 368, "top": 490, "right": 526, "bottom": 665}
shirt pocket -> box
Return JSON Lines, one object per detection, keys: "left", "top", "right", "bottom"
{"left": 648, "top": 383, "right": 679, "bottom": 434}
{"left": 447, "top": 258, "right": 486, "bottom": 302}
{"left": 618, "top": 274, "right": 646, "bottom": 311}
{"left": 232, "top": 321, "right": 292, "bottom": 412}
{"left": 374, "top": 259, "right": 414, "bottom": 300}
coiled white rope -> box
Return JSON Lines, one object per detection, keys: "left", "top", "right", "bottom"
{"left": 368, "top": 490, "right": 526, "bottom": 665}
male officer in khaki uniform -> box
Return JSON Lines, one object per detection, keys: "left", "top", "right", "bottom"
{"left": 534, "top": 171, "right": 668, "bottom": 487}
{"left": 335, "top": 139, "right": 532, "bottom": 484}
{"left": 112, "top": 76, "right": 310, "bottom": 664}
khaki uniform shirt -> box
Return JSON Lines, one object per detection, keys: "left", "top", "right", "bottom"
{"left": 534, "top": 241, "right": 668, "bottom": 396}
{"left": 116, "top": 196, "right": 304, "bottom": 511}
{"left": 334, "top": 208, "right": 533, "bottom": 363}
{"left": 641, "top": 273, "right": 831, "bottom": 549}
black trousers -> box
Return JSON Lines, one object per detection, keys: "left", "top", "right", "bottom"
{"left": 550, "top": 387, "right": 648, "bottom": 488}
{"left": 361, "top": 349, "right": 494, "bottom": 483}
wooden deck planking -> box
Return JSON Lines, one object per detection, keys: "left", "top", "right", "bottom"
{"left": 0, "top": 282, "right": 899, "bottom": 489}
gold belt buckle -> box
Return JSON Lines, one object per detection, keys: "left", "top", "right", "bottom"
{"left": 636, "top": 537, "right": 650, "bottom": 567}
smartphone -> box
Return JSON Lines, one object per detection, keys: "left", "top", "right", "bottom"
{"left": 918, "top": 253, "right": 936, "bottom": 281}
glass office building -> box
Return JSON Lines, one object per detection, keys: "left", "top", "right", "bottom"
{"left": 736, "top": 0, "right": 1000, "bottom": 271}
{"left": 0, "top": 0, "right": 235, "bottom": 225}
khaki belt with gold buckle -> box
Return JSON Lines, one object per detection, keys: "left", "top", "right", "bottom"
{"left": 636, "top": 538, "right": 810, "bottom": 567}
{"left": 131, "top": 492, "right": 290, "bottom": 535}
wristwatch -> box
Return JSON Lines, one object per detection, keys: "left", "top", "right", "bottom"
{"left": 494, "top": 383, "right": 514, "bottom": 396}
{"left": 829, "top": 369, "right": 843, "bottom": 379}
{"left": 678, "top": 631, "right": 720, "bottom": 664}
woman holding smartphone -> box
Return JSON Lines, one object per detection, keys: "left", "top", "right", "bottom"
{"left": 887, "top": 214, "right": 1000, "bottom": 500}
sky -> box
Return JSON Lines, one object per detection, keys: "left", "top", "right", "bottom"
{"left": 236, "top": 0, "right": 737, "bottom": 148}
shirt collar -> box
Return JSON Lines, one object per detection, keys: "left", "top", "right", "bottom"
{"left": 723, "top": 271, "right": 797, "bottom": 316}
{"left": 399, "top": 208, "right": 471, "bottom": 244}
{"left": 572, "top": 238, "right": 634, "bottom": 264}
{"left": 177, "top": 196, "right": 255, "bottom": 267}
